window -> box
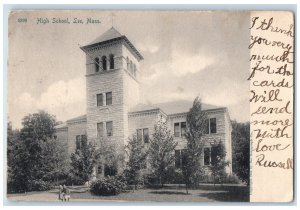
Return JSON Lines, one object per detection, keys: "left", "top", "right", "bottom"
{"left": 97, "top": 122, "right": 104, "bottom": 137}
{"left": 106, "top": 121, "right": 113, "bottom": 136}
{"left": 109, "top": 54, "right": 114, "bottom": 69}
{"left": 211, "top": 146, "right": 218, "bottom": 165}
{"left": 102, "top": 56, "right": 107, "bottom": 70}
{"left": 175, "top": 149, "right": 188, "bottom": 169}
{"left": 97, "top": 165, "right": 102, "bottom": 174}
{"left": 175, "top": 150, "right": 181, "bottom": 168}
{"left": 130, "top": 61, "right": 133, "bottom": 73}
{"left": 181, "top": 122, "right": 186, "bottom": 137}
{"left": 76, "top": 135, "right": 86, "bottom": 150}
{"left": 204, "top": 147, "right": 211, "bottom": 166}
{"left": 137, "top": 129, "right": 143, "bottom": 141}
{"left": 76, "top": 135, "right": 81, "bottom": 150}
{"left": 133, "top": 64, "right": 137, "bottom": 77}
{"left": 106, "top": 92, "right": 112, "bottom": 105}
{"left": 205, "top": 118, "right": 217, "bottom": 134}
{"left": 126, "top": 57, "right": 130, "bottom": 70}
{"left": 97, "top": 93, "right": 103, "bottom": 106}
{"left": 81, "top": 135, "right": 87, "bottom": 148}
{"left": 174, "top": 123, "right": 180, "bottom": 137}
{"left": 210, "top": 118, "right": 217, "bottom": 134}
{"left": 104, "top": 164, "right": 117, "bottom": 177}
{"left": 95, "top": 57, "right": 100, "bottom": 72}
{"left": 143, "top": 128, "right": 149, "bottom": 143}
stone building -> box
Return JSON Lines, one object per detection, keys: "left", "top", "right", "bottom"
{"left": 55, "top": 27, "right": 232, "bottom": 178}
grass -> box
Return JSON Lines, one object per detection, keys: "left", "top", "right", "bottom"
{"left": 8, "top": 184, "right": 249, "bottom": 202}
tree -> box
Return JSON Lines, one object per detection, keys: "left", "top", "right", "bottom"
{"left": 94, "top": 137, "right": 125, "bottom": 177}
{"left": 7, "top": 125, "right": 29, "bottom": 193}
{"left": 124, "top": 136, "right": 148, "bottom": 189}
{"left": 182, "top": 97, "right": 208, "bottom": 194}
{"left": 231, "top": 121, "right": 250, "bottom": 185}
{"left": 7, "top": 111, "right": 68, "bottom": 192}
{"left": 210, "top": 141, "right": 229, "bottom": 185}
{"left": 69, "top": 135, "right": 96, "bottom": 185}
{"left": 148, "top": 118, "right": 178, "bottom": 186}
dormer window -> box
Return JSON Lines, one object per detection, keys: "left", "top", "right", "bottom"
{"left": 109, "top": 54, "right": 114, "bottom": 69}
{"left": 95, "top": 57, "right": 100, "bottom": 72}
{"left": 102, "top": 56, "right": 107, "bottom": 71}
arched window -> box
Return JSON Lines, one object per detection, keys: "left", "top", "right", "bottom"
{"left": 102, "top": 56, "right": 107, "bottom": 71}
{"left": 126, "top": 57, "right": 130, "bottom": 70}
{"left": 109, "top": 54, "right": 114, "bottom": 69}
{"left": 95, "top": 57, "right": 100, "bottom": 72}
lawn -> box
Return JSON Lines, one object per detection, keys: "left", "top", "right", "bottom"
{"left": 7, "top": 184, "right": 249, "bottom": 202}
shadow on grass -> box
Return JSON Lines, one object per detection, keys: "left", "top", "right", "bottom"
{"left": 149, "top": 191, "right": 188, "bottom": 195}
{"left": 198, "top": 186, "right": 250, "bottom": 202}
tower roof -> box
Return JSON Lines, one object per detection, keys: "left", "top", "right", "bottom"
{"left": 88, "top": 27, "right": 123, "bottom": 46}
{"left": 81, "top": 27, "right": 143, "bottom": 61}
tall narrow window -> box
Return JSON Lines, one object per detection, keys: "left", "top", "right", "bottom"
{"left": 106, "top": 121, "right": 113, "bottom": 136}
{"left": 102, "top": 56, "right": 107, "bottom": 71}
{"left": 210, "top": 118, "right": 217, "bottom": 133}
{"left": 97, "top": 165, "right": 102, "bottom": 174}
{"left": 97, "top": 122, "right": 104, "bottom": 137}
{"left": 95, "top": 57, "right": 100, "bottom": 72}
{"left": 97, "top": 93, "right": 103, "bottom": 106}
{"left": 181, "top": 122, "right": 186, "bottom": 137}
{"left": 137, "top": 129, "right": 143, "bottom": 141}
{"left": 181, "top": 149, "right": 188, "bottom": 167}
{"left": 211, "top": 145, "right": 218, "bottom": 164}
{"left": 130, "top": 61, "right": 133, "bottom": 74}
{"left": 174, "top": 123, "right": 180, "bottom": 137}
{"left": 175, "top": 150, "right": 181, "bottom": 168}
{"left": 76, "top": 135, "right": 81, "bottom": 150}
{"left": 106, "top": 92, "right": 112, "bottom": 105}
{"left": 204, "top": 147, "right": 211, "bottom": 166}
{"left": 143, "top": 128, "right": 149, "bottom": 143}
{"left": 81, "top": 135, "right": 87, "bottom": 148}
{"left": 133, "top": 64, "right": 137, "bottom": 77}
{"left": 109, "top": 54, "right": 114, "bottom": 69}
{"left": 126, "top": 57, "right": 130, "bottom": 70}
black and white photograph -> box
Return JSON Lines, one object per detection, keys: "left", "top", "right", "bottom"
{"left": 5, "top": 9, "right": 294, "bottom": 203}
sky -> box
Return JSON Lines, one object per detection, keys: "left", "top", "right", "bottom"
{"left": 8, "top": 10, "right": 250, "bottom": 129}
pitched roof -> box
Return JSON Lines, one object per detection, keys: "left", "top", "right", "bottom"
{"left": 81, "top": 27, "right": 143, "bottom": 60}
{"left": 66, "top": 114, "right": 87, "bottom": 123}
{"left": 129, "top": 100, "right": 224, "bottom": 115}
{"left": 129, "top": 103, "right": 159, "bottom": 113}
{"left": 54, "top": 123, "right": 68, "bottom": 129}
{"left": 87, "top": 27, "right": 122, "bottom": 46}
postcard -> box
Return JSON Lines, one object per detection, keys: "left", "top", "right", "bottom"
{"left": 6, "top": 10, "right": 294, "bottom": 203}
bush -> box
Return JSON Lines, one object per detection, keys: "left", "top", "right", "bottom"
{"left": 65, "top": 174, "right": 86, "bottom": 186}
{"left": 222, "top": 174, "right": 241, "bottom": 184}
{"left": 90, "top": 176, "right": 127, "bottom": 196}
{"left": 28, "top": 180, "right": 52, "bottom": 191}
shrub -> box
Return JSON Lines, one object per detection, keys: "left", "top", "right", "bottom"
{"left": 28, "top": 180, "right": 52, "bottom": 191}
{"left": 222, "top": 174, "right": 241, "bottom": 184}
{"left": 90, "top": 176, "right": 127, "bottom": 196}
{"left": 65, "top": 174, "right": 86, "bottom": 186}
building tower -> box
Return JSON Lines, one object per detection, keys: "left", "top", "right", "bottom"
{"left": 80, "top": 27, "right": 143, "bottom": 175}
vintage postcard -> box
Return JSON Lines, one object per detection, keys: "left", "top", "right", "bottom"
{"left": 6, "top": 10, "right": 294, "bottom": 203}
